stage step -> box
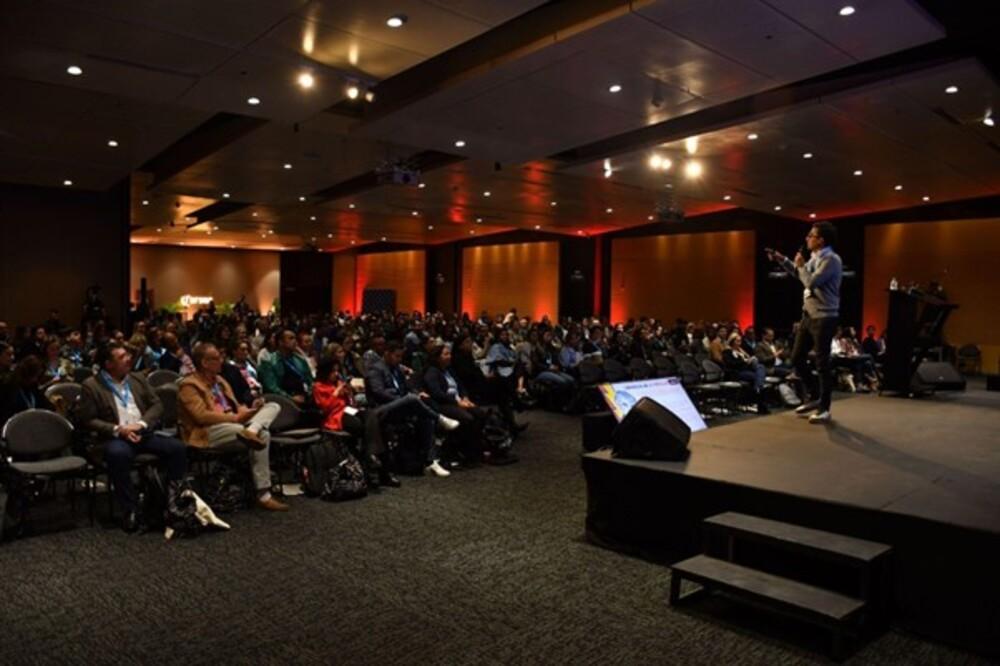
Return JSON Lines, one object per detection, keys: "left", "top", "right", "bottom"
{"left": 670, "top": 555, "right": 864, "bottom": 658}
{"left": 704, "top": 512, "right": 892, "bottom": 565}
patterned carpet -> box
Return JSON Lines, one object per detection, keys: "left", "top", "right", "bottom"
{"left": 0, "top": 410, "right": 989, "bottom": 665}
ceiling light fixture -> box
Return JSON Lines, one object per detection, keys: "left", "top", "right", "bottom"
{"left": 723, "top": 195, "right": 732, "bottom": 201}
{"left": 774, "top": 205, "right": 782, "bottom": 211}
{"left": 684, "top": 160, "right": 703, "bottom": 178}
{"left": 348, "top": 203, "right": 355, "bottom": 209}
{"left": 839, "top": 6, "right": 855, "bottom": 16}
{"left": 984, "top": 113, "right": 995, "bottom": 127}
{"left": 608, "top": 84, "right": 622, "bottom": 93}
{"left": 142, "top": 199, "right": 149, "bottom": 206}
{"left": 386, "top": 14, "right": 407, "bottom": 28}
{"left": 328, "top": 233, "right": 333, "bottom": 238}
{"left": 298, "top": 196, "right": 306, "bottom": 202}
{"left": 418, "top": 182, "right": 426, "bottom": 189}
{"left": 156, "top": 228, "right": 162, "bottom": 233}
{"left": 483, "top": 191, "right": 491, "bottom": 197}
{"left": 411, "top": 210, "right": 419, "bottom": 216}
{"left": 605, "top": 207, "right": 613, "bottom": 214}
{"left": 427, "top": 225, "right": 434, "bottom": 230}
{"left": 107, "top": 139, "right": 119, "bottom": 148}
{"left": 63, "top": 179, "right": 73, "bottom": 186}
{"left": 351, "top": 240, "right": 356, "bottom": 245}
{"left": 747, "top": 132, "right": 759, "bottom": 141}
{"left": 364, "top": 90, "right": 375, "bottom": 103}
{"left": 894, "top": 184, "right": 903, "bottom": 191}
{"left": 550, "top": 201, "right": 557, "bottom": 207}
{"left": 945, "top": 85, "right": 958, "bottom": 94}
{"left": 222, "top": 192, "right": 230, "bottom": 198}
{"left": 853, "top": 169, "right": 863, "bottom": 176}
{"left": 67, "top": 65, "right": 83, "bottom": 76}
{"left": 310, "top": 215, "right": 317, "bottom": 221}
{"left": 454, "top": 139, "right": 466, "bottom": 148}
{"left": 476, "top": 217, "right": 482, "bottom": 223}
{"left": 809, "top": 213, "right": 817, "bottom": 219}
{"left": 297, "top": 72, "right": 315, "bottom": 89}
{"left": 469, "top": 230, "right": 475, "bottom": 235}
{"left": 252, "top": 212, "right": 258, "bottom": 217}
{"left": 534, "top": 225, "right": 541, "bottom": 230}
{"left": 922, "top": 195, "right": 931, "bottom": 202}
{"left": 247, "top": 96, "right": 261, "bottom": 105}
{"left": 803, "top": 152, "right": 813, "bottom": 159}
{"left": 603, "top": 158, "right": 613, "bottom": 178}
{"left": 283, "top": 163, "right": 292, "bottom": 169}
{"left": 345, "top": 84, "right": 360, "bottom": 100}
{"left": 685, "top": 136, "right": 698, "bottom": 155}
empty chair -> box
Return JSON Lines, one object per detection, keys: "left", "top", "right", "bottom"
{"left": 263, "top": 393, "right": 323, "bottom": 490}
{"left": 44, "top": 382, "right": 83, "bottom": 416}
{"left": 629, "top": 357, "right": 653, "bottom": 380}
{"left": 603, "top": 358, "right": 629, "bottom": 383}
{"left": 148, "top": 369, "right": 181, "bottom": 388}
{"left": 154, "top": 384, "right": 178, "bottom": 437}
{"left": 653, "top": 353, "right": 678, "bottom": 378}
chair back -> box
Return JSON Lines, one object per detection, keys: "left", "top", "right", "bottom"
{"left": 72, "top": 367, "right": 94, "bottom": 383}
{"left": 263, "top": 393, "right": 302, "bottom": 432}
{"left": 148, "top": 369, "right": 181, "bottom": 388}
{"left": 629, "top": 357, "right": 653, "bottom": 379}
{"left": 155, "top": 384, "right": 178, "bottom": 429}
{"left": 44, "top": 382, "right": 83, "bottom": 410}
{"left": 603, "top": 359, "right": 629, "bottom": 382}
{"left": 2, "top": 409, "right": 75, "bottom": 458}
{"left": 652, "top": 353, "right": 678, "bottom": 377}
{"left": 673, "top": 355, "right": 702, "bottom": 386}
{"left": 579, "top": 361, "right": 604, "bottom": 385}
{"left": 701, "top": 359, "right": 724, "bottom": 382}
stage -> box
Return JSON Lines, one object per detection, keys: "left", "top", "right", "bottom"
{"left": 582, "top": 386, "right": 1000, "bottom": 657}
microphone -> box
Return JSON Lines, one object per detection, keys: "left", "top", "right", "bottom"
{"left": 797, "top": 245, "right": 807, "bottom": 260}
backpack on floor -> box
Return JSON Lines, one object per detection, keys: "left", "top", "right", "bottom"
{"left": 201, "top": 463, "right": 248, "bottom": 513}
{"left": 778, "top": 382, "right": 802, "bottom": 407}
{"left": 482, "top": 409, "right": 518, "bottom": 465}
{"left": 322, "top": 443, "right": 368, "bottom": 502}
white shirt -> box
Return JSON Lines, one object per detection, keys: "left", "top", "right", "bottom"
{"left": 105, "top": 374, "right": 144, "bottom": 428}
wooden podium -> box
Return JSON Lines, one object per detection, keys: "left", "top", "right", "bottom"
{"left": 882, "top": 289, "right": 958, "bottom": 393}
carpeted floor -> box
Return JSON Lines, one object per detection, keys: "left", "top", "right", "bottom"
{"left": 0, "top": 409, "right": 990, "bottom": 665}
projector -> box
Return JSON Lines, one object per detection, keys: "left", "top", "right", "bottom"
{"left": 375, "top": 158, "right": 421, "bottom": 186}
{"left": 654, "top": 190, "right": 685, "bottom": 222}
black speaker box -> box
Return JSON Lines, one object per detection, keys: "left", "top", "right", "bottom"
{"left": 986, "top": 374, "right": 1000, "bottom": 391}
{"left": 611, "top": 397, "right": 691, "bottom": 461}
{"left": 581, "top": 411, "right": 617, "bottom": 452}
{"left": 911, "top": 361, "right": 966, "bottom": 392}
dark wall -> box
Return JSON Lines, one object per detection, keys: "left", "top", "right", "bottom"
{"left": 558, "top": 237, "right": 596, "bottom": 320}
{"left": 279, "top": 251, "right": 332, "bottom": 317}
{"left": 0, "top": 181, "right": 129, "bottom": 329}
{"left": 426, "top": 244, "right": 458, "bottom": 315}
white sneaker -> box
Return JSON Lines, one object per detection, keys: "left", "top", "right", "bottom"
{"left": 438, "top": 414, "right": 460, "bottom": 431}
{"left": 808, "top": 410, "right": 831, "bottom": 424}
{"left": 795, "top": 401, "right": 819, "bottom": 417}
{"left": 427, "top": 459, "right": 451, "bottom": 477}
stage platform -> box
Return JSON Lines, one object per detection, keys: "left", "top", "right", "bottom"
{"left": 582, "top": 388, "right": 1000, "bottom": 657}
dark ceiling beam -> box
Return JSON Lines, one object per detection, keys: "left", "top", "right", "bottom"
{"left": 829, "top": 194, "right": 1000, "bottom": 225}
{"left": 331, "top": 0, "right": 653, "bottom": 123}
{"left": 140, "top": 113, "right": 267, "bottom": 187}
{"left": 551, "top": 39, "right": 970, "bottom": 168}
{"left": 914, "top": 0, "right": 1000, "bottom": 83}
{"left": 185, "top": 200, "right": 252, "bottom": 229}
{"left": 310, "top": 150, "right": 464, "bottom": 203}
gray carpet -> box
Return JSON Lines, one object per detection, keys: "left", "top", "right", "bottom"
{"left": 0, "top": 410, "right": 989, "bottom": 665}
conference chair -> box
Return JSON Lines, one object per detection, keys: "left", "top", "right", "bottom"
{"left": 628, "top": 357, "right": 653, "bottom": 380}
{"left": 702, "top": 359, "right": 745, "bottom": 415}
{"left": 147, "top": 369, "right": 181, "bottom": 388}
{"left": 262, "top": 393, "right": 323, "bottom": 492}
{"left": 44, "top": 382, "right": 82, "bottom": 417}
{"left": 603, "top": 358, "right": 629, "bottom": 383}
{"left": 72, "top": 367, "right": 94, "bottom": 383}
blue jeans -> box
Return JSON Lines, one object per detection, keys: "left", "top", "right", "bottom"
{"left": 105, "top": 434, "right": 187, "bottom": 512}
{"left": 737, "top": 365, "right": 767, "bottom": 392}
{"left": 536, "top": 370, "right": 576, "bottom": 388}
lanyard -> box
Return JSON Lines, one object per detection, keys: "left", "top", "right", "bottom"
{"left": 100, "top": 371, "right": 132, "bottom": 408}
{"left": 211, "top": 382, "right": 231, "bottom": 411}
{"left": 20, "top": 389, "right": 35, "bottom": 409}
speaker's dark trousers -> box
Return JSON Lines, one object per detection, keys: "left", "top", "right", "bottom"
{"left": 790, "top": 313, "right": 838, "bottom": 411}
{"left": 104, "top": 434, "right": 187, "bottom": 513}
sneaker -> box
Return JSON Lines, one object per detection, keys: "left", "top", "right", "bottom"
{"left": 426, "top": 460, "right": 451, "bottom": 477}
{"left": 808, "top": 410, "right": 831, "bottom": 424}
{"left": 438, "top": 414, "right": 460, "bottom": 431}
{"left": 795, "top": 401, "right": 819, "bottom": 417}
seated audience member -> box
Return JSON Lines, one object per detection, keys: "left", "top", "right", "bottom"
{"left": 19, "top": 326, "right": 47, "bottom": 360}
{"left": 0, "top": 342, "right": 14, "bottom": 384}
{"left": 708, "top": 327, "right": 727, "bottom": 364}
{"left": 76, "top": 343, "right": 187, "bottom": 532}
{"left": 41, "top": 336, "right": 72, "bottom": 387}
{"left": 363, "top": 335, "right": 386, "bottom": 373}
{"left": 225, "top": 341, "right": 262, "bottom": 405}
{"left": 531, "top": 330, "right": 576, "bottom": 401}
{"left": 742, "top": 326, "right": 758, "bottom": 354}
{"left": 755, "top": 327, "right": 790, "bottom": 378}
{"left": 582, "top": 326, "right": 608, "bottom": 359}
{"left": 423, "top": 344, "right": 486, "bottom": 462}
{"left": 127, "top": 333, "right": 153, "bottom": 372}
{"left": 365, "top": 340, "right": 458, "bottom": 478}
{"left": 861, "top": 325, "right": 886, "bottom": 360}
{"left": 260, "top": 329, "right": 314, "bottom": 406}
{"left": 313, "top": 355, "right": 385, "bottom": 487}
{"left": 296, "top": 330, "right": 318, "bottom": 376}
{"left": 0, "top": 356, "right": 53, "bottom": 426}
{"left": 722, "top": 333, "right": 769, "bottom": 414}
{"left": 160, "top": 332, "right": 194, "bottom": 375}
{"left": 559, "top": 332, "right": 584, "bottom": 375}
{"left": 61, "top": 329, "right": 86, "bottom": 369}
{"left": 340, "top": 336, "right": 364, "bottom": 379}
{"left": 257, "top": 331, "right": 278, "bottom": 367}
{"left": 219, "top": 346, "right": 255, "bottom": 408}
{"left": 832, "top": 327, "right": 878, "bottom": 392}
{"left": 177, "top": 343, "right": 288, "bottom": 511}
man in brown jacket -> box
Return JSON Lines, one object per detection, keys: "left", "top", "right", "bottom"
{"left": 77, "top": 342, "right": 187, "bottom": 533}
{"left": 178, "top": 343, "right": 288, "bottom": 511}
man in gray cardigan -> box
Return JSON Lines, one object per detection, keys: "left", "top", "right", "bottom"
{"left": 768, "top": 222, "right": 843, "bottom": 423}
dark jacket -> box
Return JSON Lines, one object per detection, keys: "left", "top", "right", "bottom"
{"left": 423, "top": 365, "right": 467, "bottom": 408}
{"left": 365, "top": 359, "right": 409, "bottom": 406}
{"left": 451, "top": 349, "right": 486, "bottom": 399}
{"left": 158, "top": 351, "right": 182, "bottom": 373}
{"left": 0, "top": 383, "right": 53, "bottom": 429}
{"left": 722, "top": 348, "right": 756, "bottom": 374}
{"left": 77, "top": 372, "right": 163, "bottom": 441}
{"left": 221, "top": 361, "right": 253, "bottom": 407}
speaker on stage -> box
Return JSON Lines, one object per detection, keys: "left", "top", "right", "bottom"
{"left": 912, "top": 361, "right": 966, "bottom": 392}
{"left": 611, "top": 397, "right": 691, "bottom": 461}
{"left": 581, "top": 411, "right": 617, "bottom": 452}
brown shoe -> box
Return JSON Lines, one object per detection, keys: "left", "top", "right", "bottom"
{"left": 257, "top": 496, "right": 289, "bottom": 512}
{"left": 237, "top": 428, "right": 266, "bottom": 450}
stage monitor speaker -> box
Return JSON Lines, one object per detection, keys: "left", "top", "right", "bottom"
{"left": 911, "top": 361, "right": 966, "bottom": 392}
{"left": 611, "top": 397, "right": 690, "bottom": 461}
{"left": 986, "top": 374, "right": 1000, "bottom": 392}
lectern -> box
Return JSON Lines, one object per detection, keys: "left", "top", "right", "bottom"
{"left": 882, "top": 289, "right": 960, "bottom": 393}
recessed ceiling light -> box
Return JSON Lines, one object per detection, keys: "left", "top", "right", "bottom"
{"left": 247, "top": 96, "right": 261, "bottom": 105}
{"left": 476, "top": 217, "right": 483, "bottom": 223}
{"left": 67, "top": 65, "right": 83, "bottom": 76}
{"left": 605, "top": 207, "right": 613, "bottom": 214}
{"left": 364, "top": 90, "right": 375, "bottom": 103}
{"left": 685, "top": 137, "right": 698, "bottom": 155}
{"left": 469, "top": 230, "right": 475, "bottom": 235}
{"left": 427, "top": 225, "right": 434, "bottom": 230}
{"left": 774, "top": 205, "right": 782, "bottom": 211}
{"left": 156, "top": 228, "right": 162, "bottom": 233}
{"left": 252, "top": 212, "right": 258, "bottom": 217}
{"left": 723, "top": 195, "right": 732, "bottom": 201}
{"left": 853, "top": 169, "right": 863, "bottom": 176}
{"left": 351, "top": 240, "right": 356, "bottom": 245}
{"left": 608, "top": 84, "right": 622, "bottom": 93}
{"left": 577, "top": 230, "right": 584, "bottom": 235}
{"left": 298, "top": 196, "right": 306, "bottom": 202}
{"left": 222, "top": 192, "right": 230, "bottom": 198}
{"left": 63, "top": 179, "right": 73, "bottom": 186}
{"left": 803, "top": 152, "right": 813, "bottom": 159}
{"left": 411, "top": 210, "right": 419, "bottom": 216}
{"left": 142, "top": 199, "right": 149, "bottom": 206}
{"left": 348, "top": 204, "right": 355, "bottom": 209}
{"left": 922, "top": 195, "right": 931, "bottom": 202}
{"left": 454, "top": 140, "right": 466, "bottom": 148}
{"left": 386, "top": 14, "right": 407, "bottom": 28}
{"left": 297, "top": 72, "right": 315, "bottom": 89}
{"left": 283, "top": 163, "right": 292, "bottom": 169}
{"left": 550, "top": 201, "right": 557, "bottom": 206}
{"left": 381, "top": 236, "right": 387, "bottom": 241}
{"left": 328, "top": 233, "right": 333, "bottom": 238}
{"left": 945, "top": 85, "right": 958, "bottom": 94}
{"left": 345, "top": 84, "right": 360, "bottom": 100}
{"left": 534, "top": 225, "right": 541, "bottom": 230}
{"left": 268, "top": 229, "right": 274, "bottom": 235}
{"left": 107, "top": 139, "right": 119, "bottom": 148}
{"left": 418, "top": 182, "right": 426, "bottom": 189}
{"left": 647, "top": 215, "right": 654, "bottom": 221}
{"left": 230, "top": 245, "right": 236, "bottom": 249}
{"left": 310, "top": 215, "right": 317, "bottom": 221}
{"left": 839, "top": 6, "right": 855, "bottom": 17}
{"left": 894, "top": 184, "right": 903, "bottom": 191}
{"left": 684, "top": 160, "right": 703, "bottom": 178}
{"left": 747, "top": 132, "right": 759, "bottom": 141}
{"left": 985, "top": 115, "right": 995, "bottom": 127}
{"left": 809, "top": 213, "right": 817, "bottom": 219}
{"left": 483, "top": 191, "right": 491, "bottom": 197}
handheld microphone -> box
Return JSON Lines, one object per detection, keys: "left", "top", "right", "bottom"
{"left": 797, "top": 245, "right": 807, "bottom": 260}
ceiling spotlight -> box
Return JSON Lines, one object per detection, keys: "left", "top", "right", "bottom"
{"left": 774, "top": 205, "right": 783, "bottom": 211}
{"left": 247, "top": 96, "right": 261, "bottom": 105}
{"left": 603, "top": 158, "right": 613, "bottom": 178}
{"left": 839, "top": 6, "right": 855, "bottom": 17}
{"left": 418, "top": 182, "right": 426, "bottom": 189}
{"left": 922, "top": 195, "right": 931, "bottom": 202}
{"left": 454, "top": 139, "right": 466, "bottom": 148}
{"left": 230, "top": 245, "right": 236, "bottom": 249}
{"left": 297, "top": 72, "right": 315, "bottom": 89}
{"left": 685, "top": 137, "right": 698, "bottom": 155}
{"left": 411, "top": 210, "right": 419, "bottom": 216}
{"left": 894, "top": 184, "right": 903, "bottom": 191}
{"left": 476, "top": 217, "right": 483, "bottom": 223}
{"left": 747, "top": 132, "right": 759, "bottom": 141}
{"left": 107, "top": 139, "right": 119, "bottom": 148}
{"left": 298, "top": 196, "right": 306, "bottom": 202}
{"left": 469, "top": 230, "right": 475, "bottom": 235}
{"left": 222, "top": 192, "right": 230, "bottom": 198}
{"left": 327, "top": 233, "right": 333, "bottom": 239}
{"left": 386, "top": 14, "right": 407, "bottom": 28}
{"left": 984, "top": 114, "right": 995, "bottom": 127}
{"left": 252, "top": 212, "right": 258, "bottom": 217}
{"left": 577, "top": 230, "right": 584, "bottom": 236}
{"left": 534, "top": 225, "right": 541, "bottom": 230}
{"left": 268, "top": 229, "right": 274, "bottom": 234}
{"left": 945, "top": 85, "right": 959, "bottom": 94}
{"left": 550, "top": 201, "right": 557, "bottom": 206}
{"left": 853, "top": 169, "right": 863, "bottom": 176}
{"left": 364, "top": 90, "right": 375, "bottom": 103}
{"left": 351, "top": 240, "right": 356, "bottom": 245}
{"left": 348, "top": 203, "right": 356, "bottom": 209}
{"left": 809, "top": 213, "right": 817, "bottom": 219}
{"left": 605, "top": 207, "right": 613, "bottom": 214}
{"left": 649, "top": 154, "right": 662, "bottom": 169}
{"left": 723, "top": 195, "right": 732, "bottom": 201}
{"left": 803, "top": 152, "right": 813, "bottom": 159}
{"left": 63, "top": 179, "right": 73, "bottom": 186}
{"left": 142, "top": 199, "right": 149, "bottom": 206}
{"left": 345, "top": 84, "right": 360, "bottom": 100}
{"left": 283, "top": 163, "right": 292, "bottom": 169}
{"left": 310, "top": 215, "right": 317, "bottom": 221}
{"left": 67, "top": 65, "right": 83, "bottom": 76}
{"left": 156, "top": 228, "right": 162, "bottom": 233}
{"left": 427, "top": 225, "right": 434, "bottom": 230}
{"left": 483, "top": 191, "right": 491, "bottom": 197}
{"left": 684, "top": 160, "right": 703, "bottom": 178}
{"left": 608, "top": 84, "right": 622, "bottom": 94}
